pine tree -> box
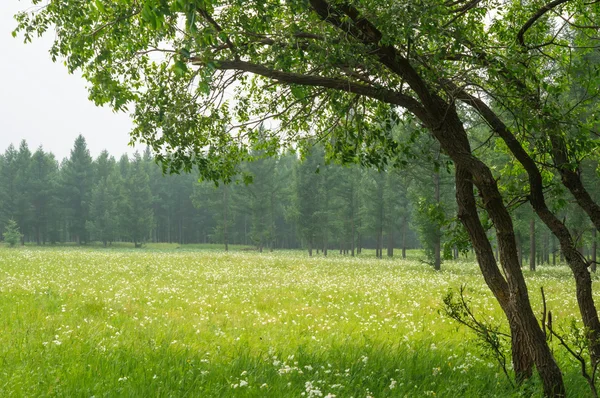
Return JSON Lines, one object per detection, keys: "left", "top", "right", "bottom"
{"left": 87, "top": 170, "right": 120, "bottom": 246}
{"left": 122, "top": 153, "right": 154, "bottom": 247}
{"left": 0, "top": 145, "right": 18, "bottom": 234}
{"left": 29, "top": 148, "right": 59, "bottom": 244}
{"left": 14, "top": 141, "right": 33, "bottom": 244}
{"left": 3, "top": 219, "right": 22, "bottom": 247}
{"left": 61, "top": 135, "right": 94, "bottom": 244}
{"left": 295, "top": 145, "right": 325, "bottom": 256}
{"left": 242, "top": 154, "right": 279, "bottom": 252}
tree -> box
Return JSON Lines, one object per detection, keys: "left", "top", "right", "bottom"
{"left": 21, "top": 2, "right": 600, "bottom": 394}
{"left": 14, "top": 141, "right": 33, "bottom": 244}
{"left": 87, "top": 169, "right": 120, "bottom": 246}
{"left": 294, "top": 145, "right": 326, "bottom": 256}
{"left": 2, "top": 219, "right": 22, "bottom": 247}
{"left": 29, "top": 147, "right": 59, "bottom": 245}
{"left": 122, "top": 153, "right": 154, "bottom": 247}
{"left": 0, "top": 145, "right": 18, "bottom": 236}
{"left": 60, "top": 135, "right": 94, "bottom": 244}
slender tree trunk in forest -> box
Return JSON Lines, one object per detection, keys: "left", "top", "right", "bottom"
{"left": 559, "top": 245, "right": 563, "bottom": 263}
{"left": 402, "top": 217, "right": 407, "bottom": 259}
{"left": 378, "top": 231, "right": 383, "bottom": 258}
{"left": 530, "top": 218, "right": 536, "bottom": 271}
{"left": 434, "top": 169, "right": 441, "bottom": 271}
{"left": 223, "top": 186, "right": 228, "bottom": 252}
{"left": 593, "top": 228, "right": 597, "bottom": 273}
{"left": 545, "top": 232, "right": 550, "bottom": 264}
{"left": 167, "top": 213, "right": 171, "bottom": 244}
{"left": 388, "top": 229, "right": 394, "bottom": 257}
{"left": 495, "top": 239, "right": 499, "bottom": 262}
{"left": 351, "top": 218, "right": 355, "bottom": 257}
{"left": 517, "top": 237, "right": 523, "bottom": 268}
{"left": 308, "top": 239, "right": 312, "bottom": 257}
{"left": 179, "top": 218, "right": 183, "bottom": 245}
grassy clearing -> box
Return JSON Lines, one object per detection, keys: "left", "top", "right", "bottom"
{"left": 0, "top": 246, "right": 596, "bottom": 397}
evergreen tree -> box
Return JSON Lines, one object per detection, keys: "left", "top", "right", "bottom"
{"left": 294, "top": 145, "right": 325, "bottom": 256}
{"left": 242, "top": 154, "right": 279, "bottom": 252}
{"left": 14, "top": 141, "right": 33, "bottom": 244}
{"left": 122, "top": 153, "right": 154, "bottom": 247}
{"left": 87, "top": 170, "right": 120, "bottom": 246}
{"left": 29, "top": 148, "right": 59, "bottom": 244}
{"left": 0, "top": 145, "right": 18, "bottom": 235}
{"left": 2, "top": 219, "right": 22, "bottom": 247}
{"left": 61, "top": 135, "right": 94, "bottom": 244}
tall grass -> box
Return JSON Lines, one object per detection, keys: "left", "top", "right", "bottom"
{"left": 0, "top": 246, "right": 595, "bottom": 397}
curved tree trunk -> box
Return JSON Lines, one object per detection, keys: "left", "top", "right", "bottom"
{"left": 433, "top": 108, "right": 564, "bottom": 397}
{"left": 455, "top": 164, "right": 533, "bottom": 382}
{"left": 456, "top": 90, "right": 600, "bottom": 367}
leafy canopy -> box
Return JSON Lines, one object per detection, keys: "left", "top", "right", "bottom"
{"left": 14, "top": 0, "right": 600, "bottom": 180}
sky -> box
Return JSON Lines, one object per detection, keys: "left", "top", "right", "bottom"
{"left": 0, "top": 2, "right": 136, "bottom": 161}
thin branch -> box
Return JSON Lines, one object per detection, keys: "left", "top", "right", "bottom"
{"left": 517, "top": 0, "right": 571, "bottom": 48}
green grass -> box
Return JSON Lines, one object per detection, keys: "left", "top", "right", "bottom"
{"left": 0, "top": 246, "right": 596, "bottom": 397}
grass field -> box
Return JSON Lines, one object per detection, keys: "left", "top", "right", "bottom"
{"left": 0, "top": 245, "right": 596, "bottom": 397}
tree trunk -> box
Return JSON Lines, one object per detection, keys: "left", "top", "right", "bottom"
{"left": 593, "top": 228, "right": 597, "bottom": 273}
{"left": 387, "top": 229, "right": 394, "bottom": 257}
{"left": 552, "top": 235, "right": 556, "bottom": 266}
{"left": 351, "top": 213, "right": 355, "bottom": 257}
{"left": 454, "top": 164, "right": 534, "bottom": 384}
{"left": 434, "top": 169, "right": 441, "bottom": 270}
{"left": 517, "top": 237, "right": 523, "bottom": 268}
{"left": 402, "top": 217, "right": 407, "bottom": 259}
{"left": 167, "top": 213, "right": 171, "bottom": 244}
{"left": 461, "top": 90, "right": 600, "bottom": 367}
{"left": 223, "top": 186, "right": 229, "bottom": 252}
{"left": 530, "top": 218, "right": 536, "bottom": 271}
{"left": 432, "top": 108, "right": 563, "bottom": 396}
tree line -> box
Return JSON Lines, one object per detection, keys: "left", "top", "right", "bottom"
{"left": 0, "top": 135, "right": 429, "bottom": 255}
{"left": 2, "top": 134, "right": 597, "bottom": 270}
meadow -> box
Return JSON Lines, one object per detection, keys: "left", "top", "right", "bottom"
{"left": 0, "top": 245, "right": 596, "bottom": 397}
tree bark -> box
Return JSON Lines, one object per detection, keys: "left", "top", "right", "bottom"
{"left": 457, "top": 89, "right": 600, "bottom": 368}
{"left": 454, "top": 164, "right": 533, "bottom": 383}
{"left": 431, "top": 107, "right": 563, "bottom": 396}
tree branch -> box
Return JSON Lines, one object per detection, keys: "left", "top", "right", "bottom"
{"left": 192, "top": 58, "right": 431, "bottom": 122}
{"left": 517, "top": 0, "right": 572, "bottom": 48}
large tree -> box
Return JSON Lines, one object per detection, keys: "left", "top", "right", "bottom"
{"left": 16, "top": 1, "right": 600, "bottom": 395}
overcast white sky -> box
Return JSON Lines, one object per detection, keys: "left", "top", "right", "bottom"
{"left": 0, "top": 2, "right": 136, "bottom": 161}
